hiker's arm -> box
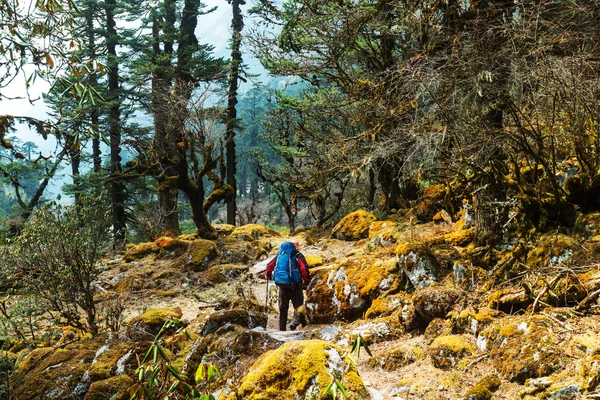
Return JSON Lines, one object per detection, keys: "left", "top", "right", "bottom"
{"left": 265, "top": 256, "right": 277, "bottom": 280}
{"left": 297, "top": 254, "right": 310, "bottom": 283}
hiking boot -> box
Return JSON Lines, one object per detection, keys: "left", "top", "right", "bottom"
{"left": 289, "top": 322, "right": 299, "bottom": 331}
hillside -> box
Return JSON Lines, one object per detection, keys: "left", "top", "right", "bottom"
{"left": 3, "top": 202, "right": 600, "bottom": 400}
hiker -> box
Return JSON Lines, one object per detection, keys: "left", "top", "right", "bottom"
{"left": 265, "top": 240, "right": 310, "bottom": 331}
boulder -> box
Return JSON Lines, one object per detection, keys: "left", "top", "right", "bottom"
{"left": 305, "top": 257, "right": 399, "bottom": 324}
{"left": 179, "top": 239, "right": 218, "bottom": 271}
{"left": 331, "top": 210, "right": 378, "bottom": 241}
{"left": 450, "top": 307, "right": 501, "bottom": 336}
{"left": 368, "top": 220, "right": 400, "bottom": 246}
{"left": 123, "top": 242, "right": 160, "bottom": 262}
{"left": 580, "top": 355, "right": 600, "bottom": 392}
{"left": 424, "top": 318, "right": 453, "bottom": 341}
{"left": 412, "top": 286, "right": 462, "bottom": 323}
{"left": 429, "top": 335, "right": 475, "bottom": 370}
{"left": 10, "top": 347, "right": 94, "bottom": 399}
{"left": 154, "top": 236, "right": 189, "bottom": 257}
{"left": 230, "top": 224, "right": 281, "bottom": 241}
{"left": 365, "top": 294, "right": 407, "bottom": 319}
{"left": 214, "top": 223, "right": 237, "bottom": 236}
{"left": 84, "top": 375, "right": 134, "bottom": 400}
{"left": 205, "top": 264, "right": 248, "bottom": 283}
{"left": 304, "top": 255, "right": 324, "bottom": 268}
{"left": 527, "top": 233, "right": 579, "bottom": 270}
{"left": 201, "top": 309, "right": 267, "bottom": 336}
{"left": 127, "top": 307, "right": 183, "bottom": 341}
{"left": 368, "top": 344, "right": 425, "bottom": 371}
{"left": 481, "top": 320, "right": 563, "bottom": 383}
{"left": 463, "top": 374, "right": 501, "bottom": 400}
{"left": 237, "top": 340, "right": 371, "bottom": 400}
{"left": 396, "top": 242, "right": 440, "bottom": 289}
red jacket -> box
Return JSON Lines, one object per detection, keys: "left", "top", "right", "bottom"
{"left": 265, "top": 252, "right": 310, "bottom": 283}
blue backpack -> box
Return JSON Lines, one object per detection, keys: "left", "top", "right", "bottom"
{"left": 273, "top": 242, "right": 301, "bottom": 286}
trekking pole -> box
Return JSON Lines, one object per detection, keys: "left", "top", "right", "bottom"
{"left": 264, "top": 278, "right": 269, "bottom": 329}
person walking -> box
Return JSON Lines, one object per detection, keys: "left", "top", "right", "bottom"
{"left": 265, "top": 240, "right": 310, "bottom": 331}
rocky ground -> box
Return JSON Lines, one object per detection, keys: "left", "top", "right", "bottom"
{"left": 6, "top": 197, "right": 600, "bottom": 399}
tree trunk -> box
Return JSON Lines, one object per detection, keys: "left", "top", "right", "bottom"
{"left": 151, "top": 5, "right": 180, "bottom": 237}
{"left": 85, "top": 7, "right": 102, "bottom": 174}
{"left": 69, "top": 140, "right": 81, "bottom": 206}
{"left": 106, "top": 0, "right": 126, "bottom": 249}
{"left": 225, "top": 0, "right": 244, "bottom": 225}
{"left": 368, "top": 166, "right": 376, "bottom": 210}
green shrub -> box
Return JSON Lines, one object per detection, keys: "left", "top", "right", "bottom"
{"left": 0, "top": 195, "right": 111, "bottom": 335}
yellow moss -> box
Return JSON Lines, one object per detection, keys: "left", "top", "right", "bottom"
{"left": 430, "top": 335, "right": 475, "bottom": 355}
{"left": 230, "top": 224, "right": 281, "bottom": 240}
{"left": 205, "top": 264, "right": 248, "bottom": 283}
{"left": 526, "top": 233, "right": 579, "bottom": 269}
{"left": 238, "top": 340, "right": 368, "bottom": 399}
{"left": 464, "top": 374, "right": 501, "bottom": 399}
{"left": 214, "top": 223, "right": 236, "bottom": 235}
{"left": 423, "top": 184, "right": 445, "bottom": 198}
{"left": 331, "top": 210, "right": 378, "bottom": 241}
{"left": 123, "top": 242, "right": 160, "bottom": 261}
{"left": 304, "top": 255, "right": 324, "bottom": 267}
{"left": 86, "top": 375, "right": 134, "bottom": 400}
{"left": 574, "top": 335, "right": 600, "bottom": 355}
{"left": 368, "top": 221, "right": 397, "bottom": 238}
{"left": 130, "top": 307, "right": 182, "bottom": 326}
{"left": 180, "top": 239, "right": 218, "bottom": 269}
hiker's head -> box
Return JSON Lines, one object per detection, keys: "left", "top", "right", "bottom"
{"left": 290, "top": 240, "right": 300, "bottom": 250}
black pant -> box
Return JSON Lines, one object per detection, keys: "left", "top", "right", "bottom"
{"left": 278, "top": 284, "right": 303, "bottom": 331}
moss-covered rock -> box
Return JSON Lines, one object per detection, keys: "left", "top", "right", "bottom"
{"left": 412, "top": 286, "right": 462, "bottom": 323}
{"left": 84, "top": 375, "right": 134, "bottom": 400}
{"left": 179, "top": 239, "right": 218, "bottom": 271}
{"left": 396, "top": 242, "right": 440, "bottom": 289}
{"left": 9, "top": 337, "right": 105, "bottom": 399}
{"left": 205, "top": 264, "right": 248, "bottom": 283}
{"left": 154, "top": 236, "right": 189, "bottom": 257}
{"left": 202, "top": 309, "right": 267, "bottom": 336}
{"left": 230, "top": 224, "right": 281, "bottom": 241}
{"left": 580, "top": 355, "right": 600, "bottom": 392}
{"left": 424, "top": 318, "right": 453, "bottom": 341}
{"left": 527, "top": 233, "right": 579, "bottom": 270}
{"left": 304, "top": 255, "right": 324, "bottom": 268}
{"left": 331, "top": 210, "right": 378, "bottom": 241}
{"left": 305, "top": 257, "right": 399, "bottom": 324}
{"left": 429, "top": 335, "right": 475, "bottom": 370}
{"left": 365, "top": 294, "right": 407, "bottom": 319}
{"left": 127, "top": 307, "right": 183, "bottom": 341}
{"left": 368, "top": 344, "right": 425, "bottom": 371}
{"left": 368, "top": 221, "right": 400, "bottom": 246}
{"left": 237, "top": 340, "right": 370, "bottom": 400}
{"left": 488, "top": 288, "right": 531, "bottom": 313}
{"left": 123, "top": 242, "right": 160, "bottom": 262}
{"left": 481, "top": 321, "right": 563, "bottom": 383}
{"left": 214, "top": 223, "right": 236, "bottom": 236}
{"left": 463, "top": 374, "right": 501, "bottom": 400}
{"left": 450, "top": 307, "right": 501, "bottom": 336}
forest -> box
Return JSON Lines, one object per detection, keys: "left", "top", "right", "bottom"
{"left": 1, "top": 0, "right": 600, "bottom": 399}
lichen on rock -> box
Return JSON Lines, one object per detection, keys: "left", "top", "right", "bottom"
{"left": 396, "top": 242, "right": 440, "bottom": 289}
